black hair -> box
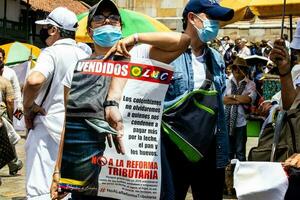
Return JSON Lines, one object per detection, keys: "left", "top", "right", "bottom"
{"left": 182, "top": 16, "right": 188, "bottom": 30}
{"left": 0, "top": 48, "right": 5, "bottom": 59}
{"left": 87, "top": 0, "right": 120, "bottom": 29}
{"left": 59, "top": 28, "right": 76, "bottom": 39}
{"left": 223, "top": 36, "right": 230, "bottom": 40}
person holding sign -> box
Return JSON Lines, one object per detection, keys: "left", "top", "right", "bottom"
{"left": 50, "top": 0, "right": 190, "bottom": 199}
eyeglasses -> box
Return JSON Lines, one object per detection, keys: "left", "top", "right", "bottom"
{"left": 93, "top": 14, "right": 120, "bottom": 25}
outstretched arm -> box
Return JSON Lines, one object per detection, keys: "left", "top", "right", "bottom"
{"left": 104, "top": 32, "right": 191, "bottom": 64}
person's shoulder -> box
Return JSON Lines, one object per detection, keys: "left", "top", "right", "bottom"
{"left": 3, "top": 66, "right": 14, "bottom": 72}
{"left": 0, "top": 76, "right": 11, "bottom": 87}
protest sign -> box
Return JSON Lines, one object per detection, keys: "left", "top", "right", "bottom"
{"left": 59, "top": 57, "right": 173, "bottom": 200}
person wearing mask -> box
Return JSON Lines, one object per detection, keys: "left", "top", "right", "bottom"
{"left": 0, "top": 48, "right": 23, "bottom": 175}
{"left": 158, "top": 0, "right": 234, "bottom": 199}
{"left": 49, "top": 0, "right": 190, "bottom": 199}
{"left": 23, "top": 7, "right": 89, "bottom": 199}
{"left": 224, "top": 57, "right": 256, "bottom": 161}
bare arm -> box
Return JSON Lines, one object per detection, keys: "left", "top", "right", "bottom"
{"left": 140, "top": 32, "right": 191, "bottom": 64}
{"left": 104, "top": 32, "right": 191, "bottom": 64}
{"left": 51, "top": 86, "right": 70, "bottom": 200}
{"left": 23, "top": 71, "right": 47, "bottom": 129}
{"left": 23, "top": 71, "right": 46, "bottom": 110}
{"left": 224, "top": 96, "right": 239, "bottom": 105}
{"left": 55, "top": 86, "right": 70, "bottom": 170}
{"left": 280, "top": 74, "right": 297, "bottom": 110}
{"left": 270, "top": 39, "right": 297, "bottom": 110}
{"left": 104, "top": 77, "right": 126, "bottom": 154}
{"left": 224, "top": 94, "right": 251, "bottom": 105}
{"left": 10, "top": 69, "right": 23, "bottom": 109}
{"left": 5, "top": 81, "right": 15, "bottom": 121}
{"left": 6, "top": 98, "right": 14, "bottom": 121}
{"left": 235, "top": 94, "right": 252, "bottom": 104}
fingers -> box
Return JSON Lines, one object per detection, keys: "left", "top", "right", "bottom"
{"left": 103, "top": 44, "right": 117, "bottom": 60}
{"left": 57, "top": 192, "right": 68, "bottom": 200}
{"left": 113, "top": 136, "right": 125, "bottom": 155}
{"left": 117, "top": 137, "right": 125, "bottom": 154}
{"left": 113, "top": 137, "right": 121, "bottom": 154}
{"left": 290, "top": 154, "right": 300, "bottom": 168}
{"left": 120, "top": 40, "right": 131, "bottom": 58}
{"left": 37, "top": 106, "right": 46, "bottom": 116}
{"left": 50, "top": 181, "right": 59, "bottom": 200}
{"left": 284, "top": 153, "right": 300, "bottom": 167}
{"left": 106, "top": 134, "right": 113, "bottom": 148}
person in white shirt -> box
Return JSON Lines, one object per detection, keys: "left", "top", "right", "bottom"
{"left": 0, "top": 50, "right": 23, "bottom": 175}
{"left": 224, "top": 57, "right": 257, "bottom": 161}
{"left": 0, "top": 49, "right": 23, "bottom": 111}
{"left": 23, "top": 7, "right": 88, "bottom": 199}
{"left": 234, "top": 38, "right": 251, "bottom": 58}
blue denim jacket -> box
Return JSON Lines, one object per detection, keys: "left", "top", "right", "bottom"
{"left": 164, "top": 47, "right": 229, "bottom": 168}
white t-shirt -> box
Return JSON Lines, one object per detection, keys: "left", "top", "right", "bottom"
{"left": 191, "top": 53, "right": 206, "bottom": 89}
{"left": 237, "top": 46, "right": 251, "bottom": 58}
{"left": 2, "top": 66, "right": 22, "bottom": 108}
{"left": 30, "top": 38, "right": 88, "bottom": 143}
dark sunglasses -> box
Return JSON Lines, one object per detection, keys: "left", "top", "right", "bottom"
{"left": 93, "top": 14, "right": 120, "bottom": 24}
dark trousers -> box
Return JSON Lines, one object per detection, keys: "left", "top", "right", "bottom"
{"left": 162, "top": 134, "right": 225, "bottom": 200}
{"left": 229, "top": 126, "right": 247, "bottom": 161}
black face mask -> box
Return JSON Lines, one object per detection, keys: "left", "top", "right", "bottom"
{"left": 0, "top": 60, "right": 4, "bottom": 69}
{"left": 39, "top": 28, "right": 50, "bottom": 46}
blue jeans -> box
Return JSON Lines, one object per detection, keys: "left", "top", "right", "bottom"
{"left": 61, "top": 118, "right": 106, "bottom": 195}
{"left": 229, "top": 125, "right": 247, "bottom": 161}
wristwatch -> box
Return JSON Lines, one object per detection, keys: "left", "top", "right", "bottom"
{"left": 103, "top": 100, "right": 119, "bottom": 108}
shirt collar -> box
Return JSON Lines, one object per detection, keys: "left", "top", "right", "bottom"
{"left": 52, "top": 38, "right": 76, "bottom": 46}
{"left": 231, "top": 75, "right": 249, "bottom": 85}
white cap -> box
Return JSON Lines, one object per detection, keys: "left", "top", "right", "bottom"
{"left": 290, "top": 20, "right": 300, "bottom": 49}
{"left": 35, "top": 7, "right": 78, "bottom": 31}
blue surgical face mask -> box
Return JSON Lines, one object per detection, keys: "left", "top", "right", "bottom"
{"left": 92, "top": 25, "right": 122, "bottom": 47}
{"left": 193, "top": 15, "right": 219, "bottom": 43}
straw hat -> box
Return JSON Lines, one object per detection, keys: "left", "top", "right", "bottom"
{"left": 229, "top": 56, "right": 249, "bottom": 69}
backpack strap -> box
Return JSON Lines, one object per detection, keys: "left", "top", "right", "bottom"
{"left": 270, "top": 110, "right": 287, "bottom": 162}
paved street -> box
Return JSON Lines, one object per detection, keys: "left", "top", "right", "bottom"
{"left": 0, "top": 131, "right": 258, "bottom": 200}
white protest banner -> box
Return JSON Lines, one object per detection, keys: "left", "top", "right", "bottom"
{"left": 59, "top": 58, "right": 173, "bottom": 200}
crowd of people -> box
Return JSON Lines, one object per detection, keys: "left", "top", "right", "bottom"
{"left": 1, "top": 0, "right": 300, "bottom": 199}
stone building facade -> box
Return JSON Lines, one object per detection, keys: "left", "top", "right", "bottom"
{"left": 114, "top": 0, "right": 298, "bottom": 42}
